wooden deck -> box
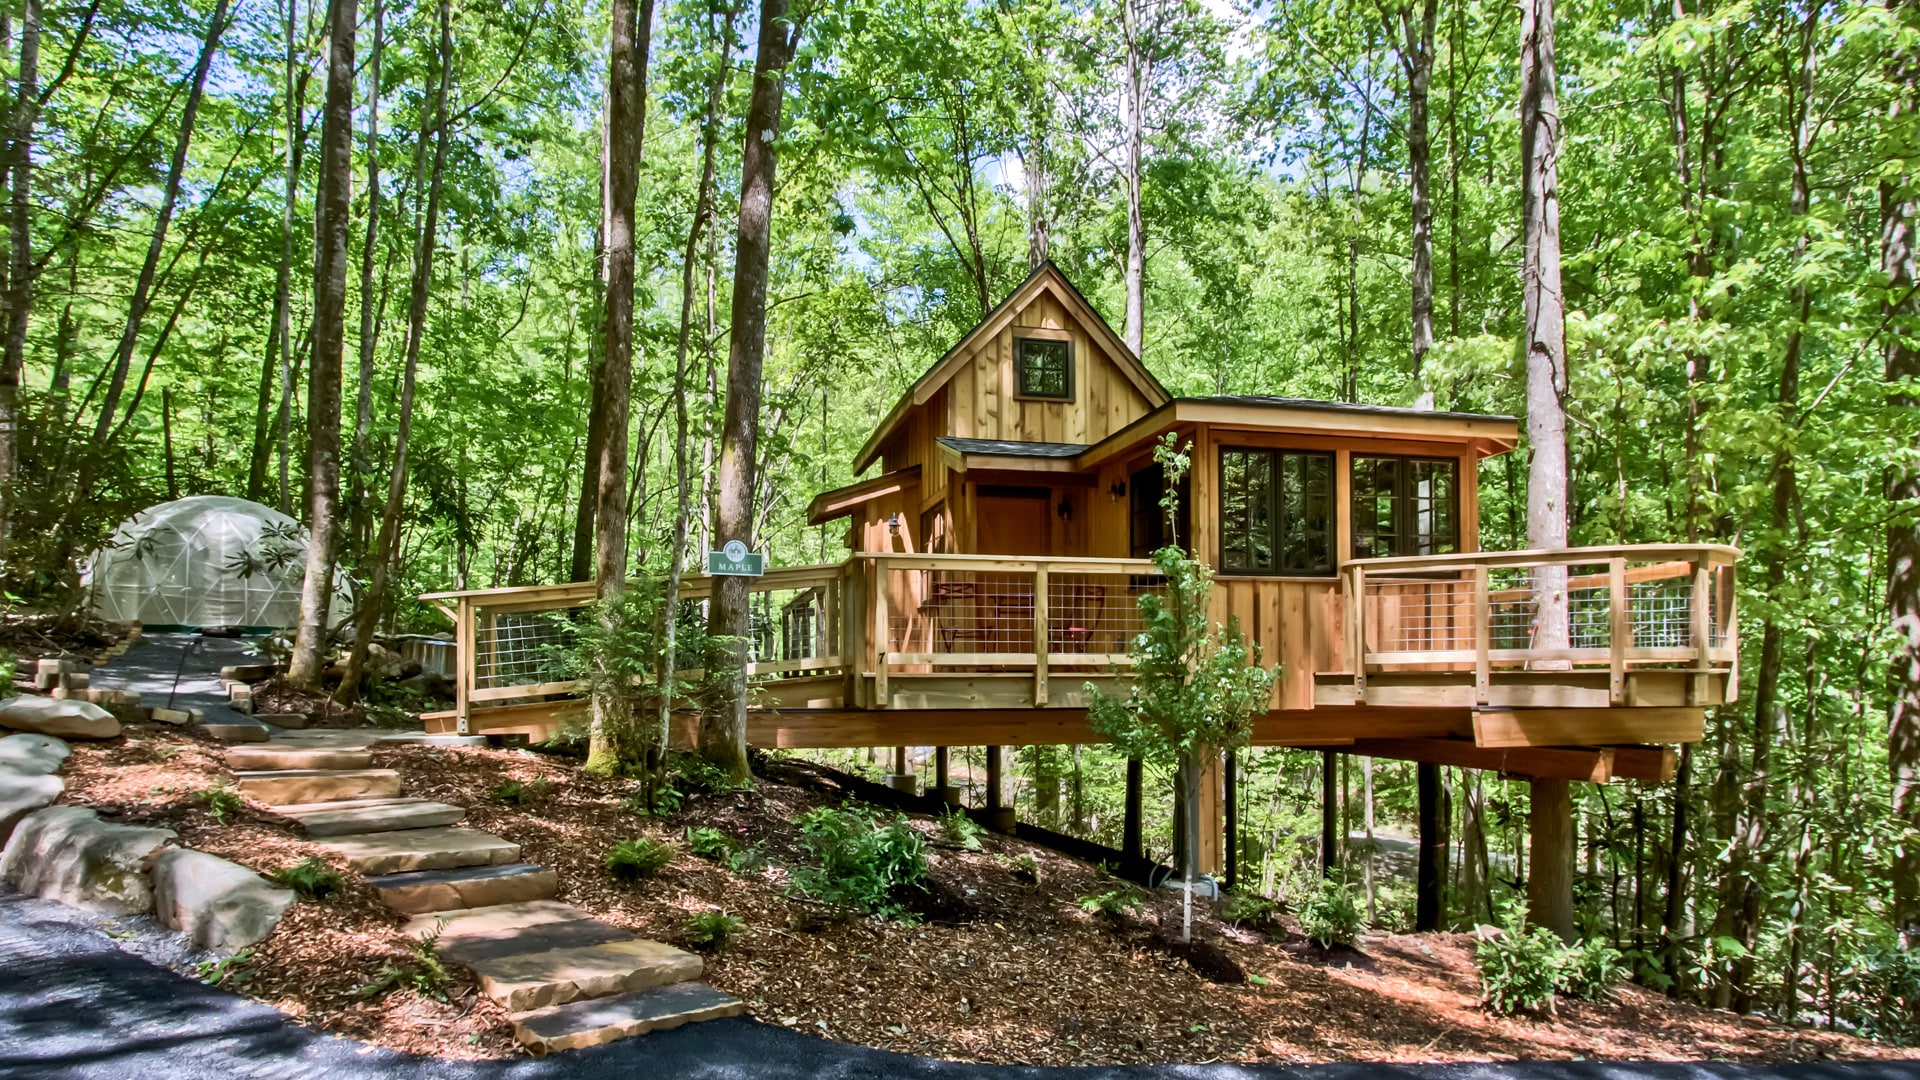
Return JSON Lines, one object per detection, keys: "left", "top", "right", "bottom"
{"left": 419, "top": 542, "right": 1736, "bottom": 776}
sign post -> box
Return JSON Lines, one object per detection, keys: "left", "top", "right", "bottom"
{"left": 705, "top": 539, "right": 765, "bottom": 577}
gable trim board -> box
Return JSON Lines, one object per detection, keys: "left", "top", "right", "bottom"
{"left": 852, "top": 263, "right": 1171, "bottom": 474}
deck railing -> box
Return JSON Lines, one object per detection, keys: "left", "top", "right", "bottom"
{"left": 865, "top": 553, "right": 1162, "bottom": 707}
{"left": 1340, "top": 543, "right": 1738, "bottom": 705}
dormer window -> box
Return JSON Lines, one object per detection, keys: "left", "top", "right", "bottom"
{"left": 1015, "top": 337, "right": 1072, "bottom": 400}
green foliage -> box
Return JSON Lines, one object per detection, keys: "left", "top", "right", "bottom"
{"left": 727, "top": 844, "right": 769, "bottom": 874}
{"left": 270, "top": 858, "right": 346, "bottom": 903}
{"left": 358, "top": 930, "right": 452, "bottom": 1001}
{"left": 684, "top": 911, "right": 745, "bottom": 953}
{"left": 1296, "top": 879, "right": 1364, "bottom": 947}
{"left": 492, "top": 777, "right": 551, "bottom": 807}
{"left": 606, "top": 837, "right": 675, "bottom": 882}
{"left": 1843, "top": 946, "right": 1920, "bottom": 1044}
{"left": 1559, "top": 937, "right": 1628, "bottom": 1002}
{"left": 671, "top": 752, "right": 742, "bottom": 795}
{"left": 1476, "top": 924, "right": 1568, "bottom": 1017}
{"left": 790, "top": 806, "right": 928, "bottom": 919}
{"left": 1078, "top": 886, "right": 1144, "bottom": 923}
{"left": 194, "top": 949, "right": 254, "bottom": 987}
{"left": 198, "top": 785, "right": 243, "bottom": 825}
{"left": 1217, "top": 891, "right": 1280, "bottom": 928}
{"left": 935, "top": 809, "right": 984, "bottom": 851}
{"left": 686, "top": 826, "right": 738, "bottom": 861}
{"left": 545, "top": 583, "right": 672, "bottom": 778}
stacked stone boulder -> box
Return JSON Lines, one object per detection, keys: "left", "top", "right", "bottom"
{"left": 0, "top": 732, "right": 68, "bottom": 844}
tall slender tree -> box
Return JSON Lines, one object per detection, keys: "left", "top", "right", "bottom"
{"left": 585, "top": 0, "right": 655, "bottom": 773}
{"left": 709, "top": 0, "right": 805, "bottom": 780}
{"left": 1885, "top": 0, "right": 1920, "bottom": 951}
{"left": 286, "top": 0, "right": 358, "bottom": 690}
{"left": 1519, "top": 0, "right": 1575, "bottom": 942}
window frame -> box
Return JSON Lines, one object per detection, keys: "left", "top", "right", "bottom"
{"left": 1348, "top": 453, "right": 1462, "bottom": 560}
{"left": 1013, "top": 335, "right": 1074, "bottom": 401}
{"left": 1215, "top": 445, "right": 1337, "bottom": 577}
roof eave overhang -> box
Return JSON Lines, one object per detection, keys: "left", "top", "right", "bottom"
{"left": 805, "top": 465, "right": 921, "bottom": 526}
{"left": 1073, "top": 400, "right": 1523, "bottom": 471}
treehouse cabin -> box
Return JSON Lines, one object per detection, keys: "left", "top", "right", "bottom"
{"left": 421, "top": 264, "right": 1735, "bottom": 870}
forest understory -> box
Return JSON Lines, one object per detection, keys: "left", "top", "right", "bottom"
{"left": 52, "top": 720, "right": 1899, "bottom": 1066}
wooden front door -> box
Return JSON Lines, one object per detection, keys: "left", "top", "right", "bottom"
{"left": 974, "top": 486, "right": 1051, "bottom": 556}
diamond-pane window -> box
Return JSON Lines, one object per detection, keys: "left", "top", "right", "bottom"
{"left": 1016, "top": 338, "right": 1072, "bottom": 399}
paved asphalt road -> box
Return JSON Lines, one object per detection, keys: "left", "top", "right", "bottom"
{"left": 3, "top": 894, "right": 1918, "bottom": 1080}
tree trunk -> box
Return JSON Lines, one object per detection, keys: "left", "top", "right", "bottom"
{"left": 285, "top": 0, "right": 356, "bottom": 690}
{"left": 334, "top": 0, "right": 449, "bottom": 706}
{"left": 0, "top": 0, "right": 41, "bottom": 548}
{"left": 1121, "top": 0, "right": 1146, "bottom": 357}
{"left": 657, "top": 5, "right": 733, "bottom": 783}
{"left": 250, "top": 0, "right": 307, "bottom": 505}
{"left": 348, "top": 0, "right": 384, "bottom": 565}
{"left": 1417, "top": 761, "right": 1446, "bottom": 930}
{"left": 585, "top": 0, "right": 655, "bottom": 774}
{"left": 1885, "top": 0, "right": 1920, "bottom": 949}
{"left": 1400, "top": 0, "right": 1436, "bottom": 382}
{"left": 707, "top": 0, "right": 802, "bottom": 781}
{"left": 91, "top": 0, "right": 229, "bottom": 449}
{"left": 1663, "top": 742, "right": 1694, "bottom": 989}
{"left": 1521, "top": 0, "right": 1574, "bottom": 942}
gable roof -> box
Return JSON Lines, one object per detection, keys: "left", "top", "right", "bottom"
{"left": 852, "top": 262, "right": 1171, "bottom": 474}
{"left": 935, "top": 437, "right": 1088, "bottom": 459}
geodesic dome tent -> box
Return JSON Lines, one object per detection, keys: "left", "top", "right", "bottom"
{"left": 86, "top": 496, "right": 353, "bottom": 630}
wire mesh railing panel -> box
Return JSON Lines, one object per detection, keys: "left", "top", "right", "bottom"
{"left": 473, "top": 608, "right": 577, "bottom": 690}
{"left": 1365, "top": 577, "right": 1475, "bottom": 654}
{"left": 887, "top": 569, "right": 1038, "bottom": 655}
{"left": 1046, "top": 572, "right": 1162, "bottom": 659}
{"left": 1630, "top": 577, "right": 1693, "bottom": 649}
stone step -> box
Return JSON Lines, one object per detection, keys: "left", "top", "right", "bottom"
{"left": 273, "top": 797, "right": 466, "bottom": 837}
{"left": 468, "top": 937, "right": 703, "bottom": 1013}
{"left": 224, "top": 745, "right": 373, "bottom": 772}
{"left": 366, "top": 862, "right": 557, "bottom": 915}
{"left": 319, "top": 826, "right": 520, "bottom": 875}
{"left": 233, "top": 768, "right": 402, "bottom": 805}
{"left": 511, "top": 982, "right": 746, "bottom": 1056}
{"left": 409, "top": 902, "right": 632, "bottom": 967}
{"left": 200, "top": 722, "right": 268, "bottom": 743}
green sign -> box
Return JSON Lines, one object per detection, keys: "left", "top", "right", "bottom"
{"left": 706, "top": 540, "right": 765, "bottom": 577}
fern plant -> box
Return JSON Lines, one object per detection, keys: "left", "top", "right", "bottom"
{"left": 198, "top": 785, "right": 243, "bottom": 824}
{"left": 685, "top": 911, "right": 745, "bottom": 953}
{"left": 270, "top": 857, "right": 345, "bottom": 902}
{"left": 1296, "top": 879, "right": 1364, "bottom": 947}
{"left": 789, "top": 806, "right": 927, "bottom": 918}
{"left": 686, "top": 826, "right": 738, "bottom": 861}
{"left": 606, "top": 837, "right": 675, "bottom": 882}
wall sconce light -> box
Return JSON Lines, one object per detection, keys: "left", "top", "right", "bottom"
{"left": 1056, "top": 498, "right": 1072, "bottom": 522}
{"left": 1108, "top": 480, "right": 1127, "bottom": 502}
{"left": 887, "top": 513, "right": 902, "bottom": 536}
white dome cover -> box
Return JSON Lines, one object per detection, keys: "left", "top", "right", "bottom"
{"left": 87, "top": 496, "right": 352, "bottom": 629}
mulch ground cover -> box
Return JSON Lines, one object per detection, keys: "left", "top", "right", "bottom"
{"left": 50, "top": 724, "right": 1902, "bottom": 1065}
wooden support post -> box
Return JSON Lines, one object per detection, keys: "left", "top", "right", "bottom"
{"left": 1122, "top": 756, "right": 1144, "bottom": 861}
{"left": 1032, "top": 562, "right": 1049, "bottom": 706}
{"left": 1472, "top": 565, "right": 1491, "bottom": 705}
{"left": 1608, "top": 557, "right": 1628, "bottom": 705}
{"left": 934, "top": 746, "right": 956, "bottom": 805}
{"left": 1321, "top": 749, "right": 1338, "bottom": 878}
{"left": 888, "top": 746, "right": 916, "bottom": 794}
{"left": 455, "top": 598, "right": 475, "bottom": 736}
{"left": 1688, "top": 558, "right": 1711, "bottom": 705}
{"left": 1527, "top": 777, "right": 1576, "bottom": 942}
{"left": 874, "top": 558, "right": 889, "bottom": 708}
{"left": 1223, "top": 749, "right": 1239, "bottom": 892}
{"left": 1416, "top": 761, "right": 1445, "bottom": 931}
{"left": 1346, "top": 566, "right": 1367, "bottom": 702}
{"left": 984, "top": 745, "right": 1013, "bottom": 832}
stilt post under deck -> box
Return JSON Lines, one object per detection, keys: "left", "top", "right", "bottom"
{"left": 1122, "top": 757, "right": 1144, "bottom": 861}
{"left": 1416, "top": 761, "right": 1445, "bottom": 931}
{"left": 984, "top": 745, "right": 1013, "bottom": 832}
{"left": 1321, "top": 749, "right": 1338, "bottom": 878}
{"left": 933, "top": 746, "right": 957, "bottom": 805}
{"left": 1224, "top": 750, "right": 1239, "bottom": 892}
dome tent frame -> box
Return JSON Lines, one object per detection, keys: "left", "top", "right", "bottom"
{"left": 86, "top": 496, "right": 353, "bottom": 632}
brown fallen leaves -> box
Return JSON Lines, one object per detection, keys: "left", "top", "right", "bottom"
{"left": 53, "top": 726, "right": 1901, "bottom": 1065}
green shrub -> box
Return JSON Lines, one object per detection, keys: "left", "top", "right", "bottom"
{"left": 1476, "top": 925, "right": 1567, "bottom": 1016}
{"left": 493, "top": 777, "right": 551, "bottom": 807}
{"left": 671, "top": 753, "right": 738, "bottom": 795}
{"left": 1009, "top": 851, "right": 1041, "bottom": 884}
{"left": 198, "top": 785, "right": 243, "bottom": 825}
{"left": 1296, "top": 879, "right": 1364, "bottom": 947}
{"left": 358, "top": 930, "right": 452, "bottom": 1001}
{"left": 270, "top": 857, "right": 345, "bottom": 902}
{"left": 685, "top": 911, "right": 745, "bottom": 953}
{"left": 1078, "top": 886, "right": 1144, "bottom": 923}
{"left": 195, "top": 949, "right": 255, "bottom": 987}
{"left": 623, "top": 785, "right": 683, "bottom": 816}
{"left": 1218, "top": 891, "right": 1280, "bottom": 927}
{"left": 606, "top": 837, "right": 675, "bottom": 882}
{"left": 727, "top": 844, "right": 768, "bottom": 873}
{"left": 686, "top": 826, "right": 738, "bottom": 861}
{"left": 1846, "top": 945, "right": 1920, "bottom": 1044}
{"left": 790, "top": 806, "right": 928, "bottom": 918}
{"left": 936, "top": 810, "right": 984, "bottom": 851}
{"left": 1559, "top": 936, "right": 1627, "bottom": 1001}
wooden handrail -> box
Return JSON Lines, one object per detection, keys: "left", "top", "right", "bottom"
{"left": 1347, "top": 542, "right": 1739, "bottom": 575}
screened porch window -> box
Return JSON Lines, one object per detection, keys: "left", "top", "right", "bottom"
{"left": 1217, "top": 448, "right": 1333, "bottom": 574}
{"left": 1351, "top": 455, "right": 1460, "bottom": 559}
